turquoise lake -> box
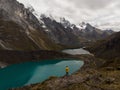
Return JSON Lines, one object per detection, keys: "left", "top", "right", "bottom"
{"left": 0, "top": 59, "right": 84, "bottom": 90}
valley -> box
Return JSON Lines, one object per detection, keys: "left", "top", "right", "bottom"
{"left": 0, "top": 0, "right": 119, "bottom": 90}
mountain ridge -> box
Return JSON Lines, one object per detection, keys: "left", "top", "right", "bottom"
{"left": 39, "top": 15, "right": 114, "bottom": 47}
{"left": 0, "top": 0, "right": 114, "bottom": 50}
{"left": 0, "top": 0, "right": 64, "bottom": 50}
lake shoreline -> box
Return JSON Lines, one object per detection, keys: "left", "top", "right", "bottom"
{"left": 11, "top": 54, "right": 99, "bottom": 90}
{"left": 0, "top": 60, "right": 84, "bottom": 90}
{"left": 0, "top": 48, "right": 91, "bottom": 68}
{"left": 0, "top": 49, "right": 98, "bottom": 90}
{"left": 0, "top": 50, "right": 78, "bottom": 68}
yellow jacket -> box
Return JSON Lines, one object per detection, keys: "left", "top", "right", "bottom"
{"left": 65, "top": 67, "right": 69, "bottom": 72}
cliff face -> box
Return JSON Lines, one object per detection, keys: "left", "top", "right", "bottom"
{"left": 0, "top": 0, "right": 62, "bottom": 50}
{"left": 41, "top": 16, "right": 82, "bottom": 47}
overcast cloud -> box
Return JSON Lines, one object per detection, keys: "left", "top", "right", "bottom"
{"left": 17, "top": 0, "right": 120, "bottom": 31}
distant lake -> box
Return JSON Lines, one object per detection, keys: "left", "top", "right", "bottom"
{"left": 0, "top": 59, "right": 84, "bottom": 90}
{"left": 62, "top": 48, "right": 90, "bottom": 55}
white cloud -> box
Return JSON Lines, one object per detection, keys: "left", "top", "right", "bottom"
{"left": 17, "top": 0, "right": 120, "bottom": 31}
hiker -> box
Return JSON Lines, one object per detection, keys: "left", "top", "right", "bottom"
{"left": 65, "top": 66, "right": 69, "bottom": 76}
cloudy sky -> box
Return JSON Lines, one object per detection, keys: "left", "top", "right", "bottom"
{"left": 17, "top": 0, "right": 120, "bottom": 31}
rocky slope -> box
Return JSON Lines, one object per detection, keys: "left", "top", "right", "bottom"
{"left": 0, "top": 0, "right": 63, "bottom": 50}
{"left": 87, "top": 31, "right": 120, "bottom": 68}
{"left": 88, "top": 32, "right": 120, "bottom": 58}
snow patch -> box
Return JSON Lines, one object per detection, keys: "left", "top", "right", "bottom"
{"left": 42, "top": 25, "right": 46, "bottom": 28}
{"left": 26, "top": 29, "right": 30, "bottom": 35}
{"left": 44, "top": 29, "right": 50, "bottom": 32}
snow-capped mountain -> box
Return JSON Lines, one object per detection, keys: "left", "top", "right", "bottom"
{"left": 0, "top": 0, "right": 114, "bottom": 50}
{"left": 39, "top": 15, "right": 114, "bottom": 47}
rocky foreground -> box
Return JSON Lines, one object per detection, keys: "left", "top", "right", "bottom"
{"left": 13, "top": 69, "right": 120, "bottom": 90}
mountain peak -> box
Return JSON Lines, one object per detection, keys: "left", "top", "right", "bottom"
{"left": 60, "top": 17, "right": 71, "bottom": 28}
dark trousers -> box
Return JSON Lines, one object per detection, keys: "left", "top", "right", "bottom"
{"left": 66, "top": 72, "right": 69, "bottom": 76}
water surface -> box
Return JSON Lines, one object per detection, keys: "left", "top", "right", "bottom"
{"left": 62, "top": 48, "right": 90, "bottom": 55}
{"left": 0, "top": 59, "right": 83, "bottom": 90}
